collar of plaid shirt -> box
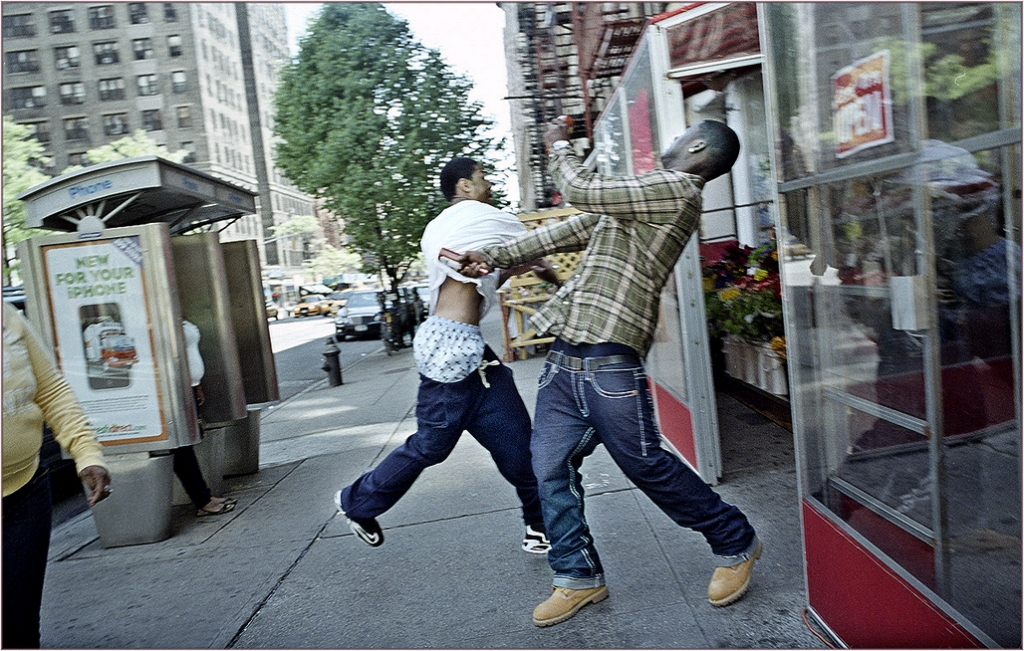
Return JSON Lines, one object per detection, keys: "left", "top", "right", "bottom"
{"left": 481, "top": 151, "right": 706, "bottom": 358}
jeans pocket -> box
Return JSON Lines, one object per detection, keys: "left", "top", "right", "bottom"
{"left": 537, "top": 361, "right": 559, "bottom": 390}
{"left": 590, "top": 366, "right": 640, "bottom": 398}
{"left": 416, "top": 380, "right": 449, "bottom": 428}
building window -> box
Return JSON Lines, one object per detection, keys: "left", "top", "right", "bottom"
{"left": 171, "top": 70, "right": 187, "bottom": 93}
{"left": 49, "top": 9, "right": 75, "bottom": 34}
{"left": 54, "top": 45, "right": 81, "bottom": 69}
{"left": 164, "top": 3, "right": 178, "bottom": 22}
{"left": 167, "top": 34, "right": 182, "bottom": 57}
{"left": 93, "top": 41, "right": 119, "bottom": 65}
{"left": 3, "top": 14, "right": 36, "bottom": 38}
{"left": 128, "top": 3, "right": 148, "bottom": 24}
{"left": 141, "top": 109, "right": 162, "bottom": 132}
{"left": 5, "top": 50, "right": 40, "bottom": 74}
{"left": 25, "top": 121, "right": 51, "bottom": 143}
{"left": 64, "top": 117, "right": 88, "bottom": 141}
{"left": 68, "top": 152, "right": 89, "bottom": 166}
{"left": 97, "top": 77, "right": 125, "bottom": 101}
{"left": 132, "top": 38, "right": 153, "bottom": 60}
{"left": 180, "top": 141, "right": 196, "bottom": 163}
{"left": 88, "top": 6, "right": 116, "bottom": 30}
{"left": 136, "top": 74, "right": 159, "bottom": 96}
{"left": 102, "top": 113, "right": 129, "bottom": 136}
{"left": 175, "top": 106, "right": 191, "bottom": 128}
{"left": 9, "top": 86, "right": 47, "bottom": 109}
{"left": 59, "top": 82, "right": 86, "bottom": 105}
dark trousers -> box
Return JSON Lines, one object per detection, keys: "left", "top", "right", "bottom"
{"left": 172, "top": 446, "right": 211, "bottom": 509}
{"left": 2, "top": 465, "right": 53, "bottom": 649}
{"left": 340, "top": 346, "right": 544, "bottom": 526}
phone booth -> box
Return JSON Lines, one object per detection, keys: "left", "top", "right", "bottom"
{"left": 760, "top": 4, "right": 1021, "bottom": 646}
{"left": 17, "top": 156, "right": 277, "bottom": 547}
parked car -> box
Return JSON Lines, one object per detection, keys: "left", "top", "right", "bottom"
{"left": 292, "top": 294, "right": 326, "bottom": 318}
{"left": 334, "top": 290, "right": 384, "bottom": 341}
{"left": 266, "top": 301, "right": 279, "bottom": 320}
{"left": 323, "top": 290, "right": 352, "bottom": 317}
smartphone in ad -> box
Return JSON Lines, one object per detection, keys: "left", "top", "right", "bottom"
{"left": 79, "top": 302, "right": 137, "bottom": 390}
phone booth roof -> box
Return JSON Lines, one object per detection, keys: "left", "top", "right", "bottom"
{"left": 17, "top": 156, "right": 257, "bottom": 235}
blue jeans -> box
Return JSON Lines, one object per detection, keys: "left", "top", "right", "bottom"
{"left": 533, "top": 339, "right": 758, "bottom": 590}
{"left": 340, "top": 345, "right": 543, "bottom": 527}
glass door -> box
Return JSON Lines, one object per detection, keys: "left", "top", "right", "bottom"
{"left": 763, "top": 3, "right": 1021, "bottom": 646}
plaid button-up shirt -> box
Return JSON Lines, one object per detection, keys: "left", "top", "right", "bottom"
{"left": 480, "top": 151, "right": 705, "bottom": 357}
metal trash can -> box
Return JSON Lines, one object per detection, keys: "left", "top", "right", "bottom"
{"left": 91, "top": 452, "right": 174, "bottom": 547}
{"left": 220, "top": 409, "right": 261, "bottom": 477}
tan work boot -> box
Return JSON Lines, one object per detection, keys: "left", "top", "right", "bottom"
{"left": 708, "top": 539, "right": 762, "bottom": 606}
{"left": 533, "top": 585, "right": 609, "bottom": 627}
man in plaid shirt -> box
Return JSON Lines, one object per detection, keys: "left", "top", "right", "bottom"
{"left": 459, "top": 119, "right": 761, "bottom": 627}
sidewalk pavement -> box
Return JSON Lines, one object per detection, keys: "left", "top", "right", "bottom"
{"left": 41, "top": 318, "right": 825, "bottom": 649}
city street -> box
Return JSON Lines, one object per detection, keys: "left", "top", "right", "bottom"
{"left": 267, "top": 313, "right": 383, "bottom": 402}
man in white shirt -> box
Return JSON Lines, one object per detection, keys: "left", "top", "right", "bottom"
{"left": 334, "top": 157, "right": 557, "bottom": 554}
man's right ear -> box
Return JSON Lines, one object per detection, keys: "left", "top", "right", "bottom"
{"left": 454, "top": 177, "right": 471, "bottom": 197}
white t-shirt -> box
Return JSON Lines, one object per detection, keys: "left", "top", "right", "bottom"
{"left": 420, "top": 200, "right": 527, "bottom": 320}
{"left": 181, "top": 320, "right": 204, "bottom": 387}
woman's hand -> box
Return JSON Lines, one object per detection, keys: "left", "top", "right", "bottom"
{"left": 80, "top": 465, "right": 112, "bottom": 506}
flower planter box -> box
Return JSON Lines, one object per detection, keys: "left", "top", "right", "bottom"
{"left": 722, "top": 335, "right": 788, "bottom": 396}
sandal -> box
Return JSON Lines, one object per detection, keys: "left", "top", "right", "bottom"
{"left": 196, "top": 499, "right": 236, "bottom": 517}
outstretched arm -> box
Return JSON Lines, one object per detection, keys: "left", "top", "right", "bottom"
{"left": 500, "top": 257, "right": 561, "bottom": 286}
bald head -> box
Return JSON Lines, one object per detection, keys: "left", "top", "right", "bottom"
{"left": 661, "top": 120, "right": 740, "bottom": 182}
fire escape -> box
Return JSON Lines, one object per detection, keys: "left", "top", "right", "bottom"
{"left": 513, "top": 3, "right": 665, "bottom": 209}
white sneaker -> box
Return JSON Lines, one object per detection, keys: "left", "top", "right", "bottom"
{"left": 334, "top": 490, "right": 384, "bottom": 547}
{"left": 522, "top": 524, "right": 550, "bottom": 554}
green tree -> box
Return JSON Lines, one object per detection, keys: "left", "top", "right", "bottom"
{"left": 304, "top": 244, "right": 363, "bottom": 281}
{"left": 62, "top": 130, "right": 189, "bottom": 174}
{"left": 2, "top": 117, "right": 51, "bottom": 284}
{"left": 273, "top": 3, "right": 504, "bottom": 290}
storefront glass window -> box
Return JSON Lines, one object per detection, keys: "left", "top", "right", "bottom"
{"left": 593, "top": 94, "right": 627, "bottom": 176}
{"left": 621, "top": 39, "right": 661, "bottom": 174}
{"left": 765, "top": 3, "right": 1021, "bottom": 646}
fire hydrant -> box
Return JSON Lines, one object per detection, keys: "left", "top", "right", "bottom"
{"left": 322, "top": 337, "right": 343, "bottom": 386}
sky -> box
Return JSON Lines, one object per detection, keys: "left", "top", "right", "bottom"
{"left": 282, "top": 3, "right": 520, "bottom": 202}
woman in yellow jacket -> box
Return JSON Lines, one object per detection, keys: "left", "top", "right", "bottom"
{"left": 3, "top": 302, "right": 112, "bottom": 648}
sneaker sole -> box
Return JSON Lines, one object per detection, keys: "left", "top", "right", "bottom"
{"left": 349, "top": 521, "right": 383, "bottom": 547}
{"left": 533, "top": 586, "right": 609, "bottom": 627}
{"left": 709, "top": 541, "right": 762, "bottom": 607}
{"left": 334, "top": 491, "right": 383, "bottom": 547}
{"left": 521, "top": 542, "right": 550, "bottom": 555}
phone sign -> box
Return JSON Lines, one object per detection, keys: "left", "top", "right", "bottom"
{"left": 832, "top": 51, "right": 894, "bottom": 158}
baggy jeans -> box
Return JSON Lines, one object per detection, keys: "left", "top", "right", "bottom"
{"left": 340, "top": 345, "right": 544, "bottom": 527}
{"left": 533, "top": 340, "right": 758, "bottom": 590}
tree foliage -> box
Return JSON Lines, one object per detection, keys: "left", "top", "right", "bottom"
{"left": 303, "top": 244, "right": 363, "bottom": 280}
{"left": 2, "top": 117, "right": 51, "bottom": 284}
{"left": 273, "top": 3, "right": 504, "bottom": 290}
{"left": 62, "top": 130, "right": 189, "bottom": 175}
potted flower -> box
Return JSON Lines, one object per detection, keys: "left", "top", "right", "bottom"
{"left": 703, "top": 240, "right": 788, "bottom": 395}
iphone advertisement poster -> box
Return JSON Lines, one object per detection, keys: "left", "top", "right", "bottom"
{"left": 41, "top": 235, "right": 167, "bottom": 445}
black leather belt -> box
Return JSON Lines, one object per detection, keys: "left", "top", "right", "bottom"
{"left": 546, "top": 351, "right": 638, "bottom": 371}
